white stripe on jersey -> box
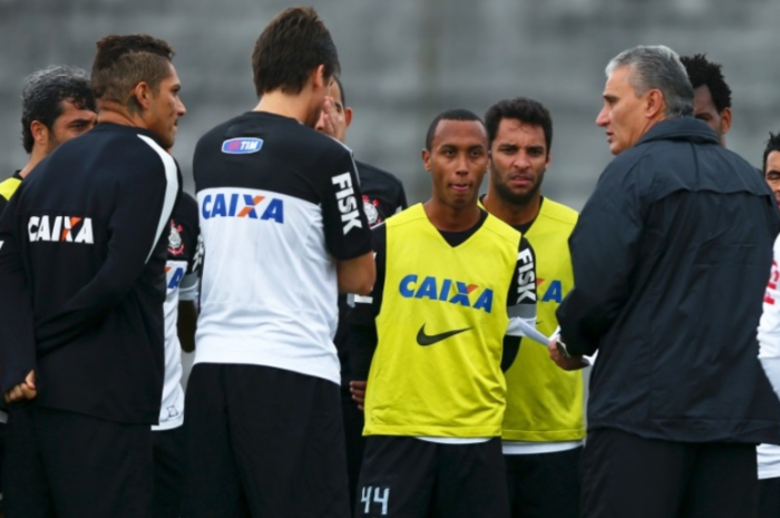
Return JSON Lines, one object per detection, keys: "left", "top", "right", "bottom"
{"left": 137, "top": 134, "right": 179, "bottom": 264}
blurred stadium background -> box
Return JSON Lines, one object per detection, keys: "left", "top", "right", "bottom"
{"left": 0, "top": 0, "right": 777, "bottom": 210}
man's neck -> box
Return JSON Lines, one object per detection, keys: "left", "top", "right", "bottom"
{"left": 18, "top": 149, "right": 45, "bottom": 179}
{"left": 97, "top": 101, "right": 147, "bottom": 129}
{"left": 423, "top": 199, "right": 482, "bottom": 233}
{"left": 253, "top": 90, "right": 312, "bottom": 125}
{"left": 482, "top": 190, "right": 541, "bottom": 227}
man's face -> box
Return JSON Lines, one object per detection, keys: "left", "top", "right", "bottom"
{"left": 693, "top": 85, "right": 730, "bottom": 145}
{"left": 596, "top": 65, "right": 653, "bottom": 155}
{"left": 43, "top": 99, "right": 97, "bottom": 154}
{"left": 765, "top": 150, "right": 780, "bottom": 209}
{"left": 146, "top": 63, "right": 186, "bottom": 149}
{"left": 489, "top": 118, "right": 550, "bottom": 205}
{"left": 422, "top": 119, "right": 489, "bottom": 210}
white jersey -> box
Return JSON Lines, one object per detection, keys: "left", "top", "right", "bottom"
{"left": 192, "top": 112, "right": 372, "bottom": 385}
{"left": 154, "top": 193, "right": 201, "bottom": 431}
{"left": 757, "top": 233, "right": 780, "bottom": 478}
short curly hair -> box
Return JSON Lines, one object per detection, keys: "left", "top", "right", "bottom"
{"left": 763, "top": 132, "right": 780, "bottom": 173}
{"left": 680, "top": 54, "right": 732, "bottom": 113}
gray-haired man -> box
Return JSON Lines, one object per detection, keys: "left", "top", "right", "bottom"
{"left": 549, "top": 45, "right": 780, "bottom": 518}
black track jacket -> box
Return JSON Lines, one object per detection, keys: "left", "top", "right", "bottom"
{"left": 558, "top": 117, "right": 780, "bottom": 444}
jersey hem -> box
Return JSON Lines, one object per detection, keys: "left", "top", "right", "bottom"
{"left": 194, "top": 348, "right": 341, "bottom": 386}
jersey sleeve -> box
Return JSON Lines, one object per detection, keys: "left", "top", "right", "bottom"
{"left": 0, "top": 192, "right": 37, "bottom": 395}
{"left": 178, "top": 193, "right": 201, "bottom": 276}
{"left": 759, "top": 234, "right": 780, "bottom": 401}
{"left": 502, "top": 235, "right": 538, "bottom": 370}
{"left": 35, "top": 142, "right": 180, "bottom": 348}
{"left": 321, "top": 147, "right": 373, "bottom": 261}
{"left": 346, "top": 223, "right": 386, "bottom": 379}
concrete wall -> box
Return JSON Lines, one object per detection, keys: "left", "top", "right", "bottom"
{"left": 1, "top": 0, "right": 777, "bottom": 210}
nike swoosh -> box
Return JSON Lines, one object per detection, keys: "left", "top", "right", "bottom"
{"left": 416, "top": 324, "right": 473, "bottom": 346}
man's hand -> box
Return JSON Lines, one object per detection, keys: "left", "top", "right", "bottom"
{"left": 4, "top": 369, "right": 36, "bottom": 403}
{"left": 350, "top": 380, "right": 367, "bottom": 411}
{"left": 548, "top": 337, "right": 590, "bottom": 371}
{"left": 319, "top": 96, "right": 348, "bottom": 142}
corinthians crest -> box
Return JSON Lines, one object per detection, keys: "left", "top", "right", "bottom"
{"left": 168, "top": 220, "right": 185, "bottom": 256}
{"left": 363, "top": 195, "right": 382, "bottom": 227}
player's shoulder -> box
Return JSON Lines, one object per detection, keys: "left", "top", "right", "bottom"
{"left": 172, "top": 191, "right": 199, "bottom": 222}
{"left": 483, "top": 211, "right": 524, "bottom": 247}
{"left": 355, "top": 160, "right": 404, "bottom": 189}
{"left": 537, "top": 197, "right": 578, "bottom": 228}
{"left": 385, "top": 202, "right": 425, "bottom": 228}
{"left": 0, "top": 174, "right": 22, "bottom": 202}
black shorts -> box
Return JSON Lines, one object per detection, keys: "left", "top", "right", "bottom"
{"left": 4, "top": 403, "right": 153, "bottom": 518}
{"left": 581, "top": 428, "right": 758, "bottom": 518}
{"left": 356, "top": 436, "right": 509, "bottom": 518}
{"left": 152, "top": 426, "right": 185, "bottom": 518}
{"left": 183, "top": 363, "right": 350, "bottom": 518}
{"left": 759, "top": 477, "right": 780, "bottom": 518}
{"left": 504, "top": 447, "right": 581, "bottom": 518}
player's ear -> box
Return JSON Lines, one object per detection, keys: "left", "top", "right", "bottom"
{"left": 422, "top": 148, "right": 432, "bottom": 172}
{"left": 131, "top": 81, "right": 153, "bottom": 112}
{"left": 720, "top": 107, "right": 732, "bottom": 135}
{"left": 311, "top": 64, "right": 326, "bottom": 92}
{"left": 344, "top": 107, "right": 353, "bottom": 128}
{"left": 30, "top": 120, "right": 49, "bottom": 148}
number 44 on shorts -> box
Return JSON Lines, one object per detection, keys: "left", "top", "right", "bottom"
{"left": 360, "top": 485, "right": 390, "bottom": 516}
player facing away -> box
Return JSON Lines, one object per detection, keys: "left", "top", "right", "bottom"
{"left": 348, "top": 109, "right": 537, "bottom": 518}
{"left": 315, "top": 74, "right": 408, "bottom": 512}
{"left": 0, "top": 34, "right": 184, "bottom": 518}
{"left": 480, "top": 97, "right": 583, "bottom": 518}
{"left": 185, "top": 7, "right": 375, "bottom": 518}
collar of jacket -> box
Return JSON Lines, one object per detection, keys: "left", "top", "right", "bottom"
{"left": 635, "top": 116, "right": 720, "bottom": 147}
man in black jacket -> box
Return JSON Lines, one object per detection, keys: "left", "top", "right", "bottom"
{"left": 549, "top": 45, "right": 780, "bottom": 518}
{"left": 0, "top": 34, "right": 184, "bottom": 518}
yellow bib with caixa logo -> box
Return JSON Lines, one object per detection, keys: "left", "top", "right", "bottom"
{"left": 479, "top": 197, "right": 585, "bottom": 442}
{"left": 364, "top": 203, "right": 520, "bottom": 438}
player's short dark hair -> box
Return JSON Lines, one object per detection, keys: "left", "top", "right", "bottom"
{"left": 252, "top": 7, "right": 340, "bottom": 97}
{"left": 425, "top": 109, "right": 484, "bottom": 150}
{"left": 763, "top": 132, "right": 780, "bottom": 173}
{"left": 680, "top": 54, "right": 732, "bottom": 112}
{"left": 484, "top": 97, "right": 553, "bottom": 155}
{"left": 20, "top": 65, "right": 95, "bottom": 154}
{"left": 91, "top": 34, "right": 175, "bottom": 113}
{"left": 333, "top": 75, "right": 346, "bottom": 107}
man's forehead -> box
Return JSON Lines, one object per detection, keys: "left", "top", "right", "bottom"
{"left": 433, "top": 120, "right": 487, "bottom": 146}
{"left": 496, "top": 119, "right": 545, "bottom": 140}
{"left": 693, "top": 85, "right": 717, "bottom": 110}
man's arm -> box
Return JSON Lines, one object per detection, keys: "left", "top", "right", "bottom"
{"left": 346, "top": 225, "right": 386, "bottom": 409}
{"left": 759, "top": 234, "right": 780, "bottom": 400}
{"left": 337, "top": 252, "right": 375, "bottom": 295}
{"left": 0, "top": 193, "right": 37, "bottom": 398}
{"left": 555, "top": 161, "right": 643, "bottom": 357}
{"left": 35, "top": 139, "right": 180, "bottom": 349}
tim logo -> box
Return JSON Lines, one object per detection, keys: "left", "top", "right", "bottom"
{"left": 399, "top": 274, "right": 494, "bottom": 313}
{"left": 201, "top": 192, "right": 284, "bottom": 223}
{"left": 28, "top": 215, "right": 94, "bottom": 244}
{"left": 221, "top": 138, "right": 263, "bottom": 155}
{"left": 332, "top": 172, "right": 363, "bottom": 234}
{"left": 516, "top": 248, "right": 536, "bottom": 303}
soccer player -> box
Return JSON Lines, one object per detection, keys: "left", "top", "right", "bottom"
{"left": 315, "top": 75, "right": 408, "bottom": 510}
{"left": 680, "top": 54, "right": 732, "bottom": 146}
{"left": 763, "top": 132, "right": 780, "bottom": 211}
{"left": 757, "top": 131, "right": 780, "bottom": 518}
{"left": 185, "top": 7, "right": 375, "bottom": 517}
{"left": 550, "top": 45, "right": 780, "bottom": 518}
{"left": 0, "top": 63, "right": 95, "bottom": 518}
{"left": 480, "top": 97, "right": 582, "bottom": 518}
{"left": 152, "top": 189, "right": 200, "bottom": 518}
{"left": 0, "top": 65, "right": 96, "bottom": 213}
{"left": 0, "top": 34, "right": 184, "bottom": 517}
{"left": 349, "top": 109, "right": 537, "bottom": 518}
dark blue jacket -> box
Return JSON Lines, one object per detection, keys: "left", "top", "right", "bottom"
{"left": 558, "top": 117, "right": 780, "bottom": 444}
